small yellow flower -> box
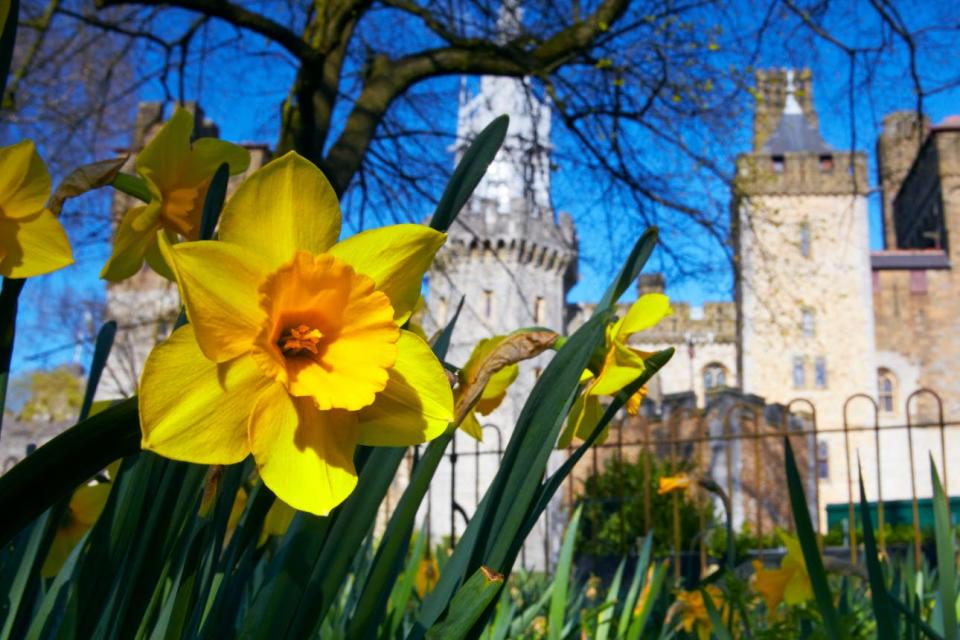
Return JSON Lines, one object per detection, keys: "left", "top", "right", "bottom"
{"left": 42, "top": 481, "right": 111, "bottom": 577}
{"left": 625, "top": 385, "right": 647, "bottom": 416}
{"left": 752, "top": 531, "right": 813, "bottom": 616}
{"left": 658, "top": 473, "right": 692, "bottom": 495}
{"left": 456, "top": 335, "right": 519, "bottom": 441}
{"left": 668, "top": 585, "right": 724, "bottom": 640}
{"left": 559, "top": 294, "right": 671, "bottom": 447}
{"left": 139, "top": 152, "right": 454, "bottom": 515}
{"left": 0, "top": 140, "right": 73, "bottom": 278}
{"left": 415, "top": 554, "right": 440, "bottom": 597}
{"left": 101, "top": 108, "right": 250, "bottom": 281}
{"left": 530, "top": 615, "right": 548, "bottom": 637}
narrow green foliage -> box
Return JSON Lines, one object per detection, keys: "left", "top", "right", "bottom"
{"left": 930, "top": 457, "right": 958, "bottom": 640}
{"left": 0, "top": 277, "right": 25, "bottom": 435}
{"left": 784, "top": 436, "right": 846, "bottom": 639}
{"left": 859, "top": 462, "right": 898, "bottom": 640}
{"left": 701, "top": 585, "right": 735, "bottom": 640}
{"left": 548, "top": 505, "right": 581, "bottom": 640}
{"left": 596, "top": 226, "right": 658, "bottom": 311}
{"left": 110, "top": 172, "right": 153, "bottom": 203}
{"left": 199, "top": 163, "right": 230, "bottom": 241}
{"left": 427, "top": 567, "right": 505, "bottom": 639}
{"left": 595, "top": 558, "right": 624, "bottom": 640}
{"left": 0, "top": 0, "right": 18, "bottom": 99}
{"left": 0, "top": 398, "right": 140, "bottom": 544}
{"left": 617, "top": 533, "right": 653, "bottom": 637}
{"left": 430, "top": 115, "right": 509, "bottom": 231}
{"left": 78, "top": 321, "right": 117, "bottom": 421}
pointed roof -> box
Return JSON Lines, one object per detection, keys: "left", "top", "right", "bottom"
{"left": 761, "top": 70, "right": 832, "bottom": 155}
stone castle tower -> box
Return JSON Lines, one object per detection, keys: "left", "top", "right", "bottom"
{"left": 423, "top": 71, "right": 577, "bottom": 567}
{"left": 734, "top": 69, "right": 876, "bottom": 511}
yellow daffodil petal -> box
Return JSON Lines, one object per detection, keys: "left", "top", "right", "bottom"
{"left": 140, "top": 325, "right": 269, "bottom": 464}
{"left": 0, "top": 208, "right": 73, "bottom": 278}
{"left": 185, "top": 137, "right": 251, "bottom": 177}
{"left": 41, "top": 483, "right": 111, "bottom": 578}
{"left": 219, "top": 152, "right": 341, "bottom": 268}
{"left": 459, "top": 410, "right": 484, "bottom": 441}
{"left": 143, "top": 231, "right": 176, "bottom": 281}
{"left": 101, "top": 202, "right": 161, "bottom": 281}
{"left": 356, "top": 330, "right": 453, "bottom": 446}
{"left": 258, "top": 498, "right": 297, "bottom": 547}
{"left": 328, "top": 224, "right": 446, "bottom": 322}
{"left": 160, "top": 236, "right": 269, "bottom": 362}
{"left": 589, "top": 342, "right": 647, "bottom": 396}
{"left": 0, "top": 140, "right": 51, "bottom": 218}
{"left": 615, "top": 293, "right": 672, "bottom": 338}
{"left": 658, "top": 474, "right": 691, "bottom": 495}
{"left": 476, "top": 363, "right": 518, "bottom": 413}
{"left": 753, "top": 563, "right": 790, "bottom": 614}
{"left": 248, "top": 383, "right": 359, "bottom": 515}
{"left": 783, "top": 569, "right": 813, "bottom": 605}
{"left": 559, "top": 392, "right": 603, "bottom": 448}
{"left": 135, "top": 108, "right": 194, "bottom": 188}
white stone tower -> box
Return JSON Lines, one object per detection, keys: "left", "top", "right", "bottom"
{"left": 423, "top": 14, "right": 578, "bottom": 568}
{"left": 734, "top": 69, "right": 876, "bottom": 520}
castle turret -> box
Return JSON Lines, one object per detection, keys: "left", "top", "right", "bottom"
{"left": 877, "top": 111, "right": 930, "bottom": 249}
{"left": 424, "top": 46, "right": 577, "bottom": 570}
{"left": 734, "top": 69, "right": 875, "bottom": 526}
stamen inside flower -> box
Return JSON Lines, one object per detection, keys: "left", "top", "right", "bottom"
{"left": 160, "top": 182, "right": 209, "bottom": 239}
{"left": 278, "top": 323, "right": 325, "bottom": 356}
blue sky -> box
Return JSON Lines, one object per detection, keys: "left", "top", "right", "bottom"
{"left": 9, "top": 1, "right": 960, "bottom": 376}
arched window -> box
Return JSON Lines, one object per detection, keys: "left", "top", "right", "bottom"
{"left": 703, "top": 363, "right": 727, "bottom": 392}
{"left": 878, "top": 369, "right": 896, "bottom": 413}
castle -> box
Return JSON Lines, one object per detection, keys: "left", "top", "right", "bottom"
{"left": 42, "top": 64, "right": 953, "bottom": 565}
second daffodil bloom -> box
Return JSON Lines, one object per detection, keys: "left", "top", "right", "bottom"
{"left": 752, "top": 530, "right": 813, "bottom": 617}
{"left": 140, "top": 152, "right": 454, "bottom": 515}
{"left": 101, "top": 108, "right": 250, "bottom": 282}
{"left": 669, "top": 586, "right": 725, "bottom": 640}
{"left": 456, "top": 336, "right": 519, "bottom": 441}
{"left": 42, "top": 479, "right": 113, "bottom": 577}
{"left": 0, "top": 140, "right": 73, "bottom": 278}
{"left": 559, "top": 293, "right": 672, "bottom": 448}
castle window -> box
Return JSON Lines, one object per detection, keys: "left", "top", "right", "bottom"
{"left": 534, "top": 296, "right": 546, "bottom": 324}
{"left": 483, "top": 290, "right": 494, "bottom": 319}
{"left": 818, "top": 154, "right": 834, "bottom": 172}
{"left": 792, "top": 356, "right": 805, "bottom": 389}
{"left": 801, "top": 308, "right": 815, "bottom": 337}
{"left": 771, "top": 155, "right": 785, "bottom": 173}
{"left": 703, "top": 363, "right": 727, "bottom": 392}
{"left": 814, "top": 357, "right": 827, "bottom": 388}
{"left": 817, "top": 440, "right": 829, "bottom": 480}
{"left": 878, "top": 369, "right": 896, "bottom": 413}
{"left": 800, "top": 222, "right": 811, "bottom": 258}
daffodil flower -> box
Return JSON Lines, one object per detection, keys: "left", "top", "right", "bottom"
{"left": 456, "top": 335, "right": 519, "bottom": 441}
{"left": 558, "top": 293, "right": 672, "bottom": 448}
{"left": 658, "top": 473, "right": 692, "bottom": 495}
{"left": 101, "top": 108, "right": 250, "bottom": 282}
{"left": 752, "top": 530, "right": 813, "bottom": 617}
{"left": 415, "top": 554, "right": 440, "bottom": 597}
{"left": 140, "top": 152, "right": 454, "bottom": 515}
{"left": 42, "top": 481, "right": 111, "bottom": 577}
{"left": 668, "top": 585, "right": 725, "bottom": 640}
{"left": 0, "top": 140, "right": 73, "bottom": 278}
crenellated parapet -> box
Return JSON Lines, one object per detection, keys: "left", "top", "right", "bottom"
{"left": 435, "top": 201, "right": 578, "bottom": 286}
{"left": 734, "top": 151, "right": 868, "bottom": 196}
